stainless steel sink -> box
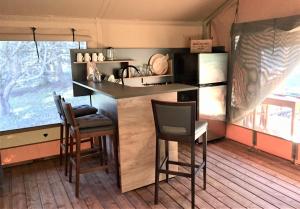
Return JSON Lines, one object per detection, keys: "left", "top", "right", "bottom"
{"left": 121, "top": 75, "right": 173, "bottom": 87}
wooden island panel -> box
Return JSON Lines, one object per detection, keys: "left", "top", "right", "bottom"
{"left": 117, "top": 92, "right": 178, "bottom": 192}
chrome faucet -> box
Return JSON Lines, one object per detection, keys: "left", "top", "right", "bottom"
{"left": 121, "top": 65, "right": 140, "bottom": 85}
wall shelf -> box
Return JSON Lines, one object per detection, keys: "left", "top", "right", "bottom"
{"left": 74, "top": 59, "right": 134, "bottom": 64}
{"left": 70, "top": 48, "right": 188, "bottom": 96}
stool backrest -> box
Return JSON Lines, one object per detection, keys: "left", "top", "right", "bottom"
{"left": 53, "top": 92, "right": 65, "bottom": 121}
{"left": 151, "top": 99, "right": 196, "bottom": 141}
{"left": 61, "top": 100, "right": 77, "bottom": 128}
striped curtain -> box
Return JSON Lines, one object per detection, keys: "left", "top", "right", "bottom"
{"left": 228, "top": 15, "right": 300, "bottom": 123}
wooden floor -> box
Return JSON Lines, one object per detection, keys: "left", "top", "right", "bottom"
{"left": 1, "top": 139, "right": 300, "bottom": 209}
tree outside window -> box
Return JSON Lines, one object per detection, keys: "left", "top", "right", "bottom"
{"left": 0, "top": 41, "right": 88, "bottom": 131}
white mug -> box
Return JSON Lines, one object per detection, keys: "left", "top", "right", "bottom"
{"left": 98, "top": 53, "right": 105, "bottom": 62}
{"left": 76, "top": 53, "right": 83, "bottom": 62}
{"left": 92, "top": 53, "right": 98, "bottom": 62}
{"left": 84, "top": 53, "right": 91, "bottom": 62}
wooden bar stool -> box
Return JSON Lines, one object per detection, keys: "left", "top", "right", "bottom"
{"left": 53, "top": 92, "right": 98, "bottom": 176}
{"left": 151, "top": 99, "right": 207, "bottom": 209}
{"left": 61, "top": 100, "right": 117, "bottom": 198}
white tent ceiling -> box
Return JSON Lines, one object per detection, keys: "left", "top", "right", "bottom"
{"left": 0, "top": 0, "right": 227, "bottom": 22}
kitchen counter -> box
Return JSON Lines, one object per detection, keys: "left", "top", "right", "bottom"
{"left": 73, "top": 80, "right": 196, "bottom": 193}
{"left": 73, "top": 80, "right": 197, "bottom": 99}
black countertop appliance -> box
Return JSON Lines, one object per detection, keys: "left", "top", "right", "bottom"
{"left": 173, "top": 53, "right": 228, "bottom": 141}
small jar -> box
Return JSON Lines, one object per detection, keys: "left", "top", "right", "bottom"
{"left": 106, "top": 47, "right": 114, "bottom": 61}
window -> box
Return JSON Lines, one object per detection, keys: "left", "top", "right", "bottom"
{"left": 0, "top": 41, "right": 88, "bottom": 131}
{"left": 235, "top": 63, "right": 300, "bottom": 141}
{"left": 229, "top": 16, "right": 300, "bottom": 142}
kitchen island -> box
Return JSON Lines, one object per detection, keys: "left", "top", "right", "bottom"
{"left": 73, "top": 80, "right": 198, "bottom": 192}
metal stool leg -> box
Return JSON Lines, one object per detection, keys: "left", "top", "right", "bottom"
{"left": 154, "top": 138, "right": 160, "bottom": 204}
{"left": 111, "top": 134, "right": 119, "bottom": 187}
{"left": 191, "top": 141, "right": 195, "bottom": 209}
{"left": 165, "top": 140, "right": 169, "bottom": 183}
{"left": 203, "top": 132, "right": 207, "bottom": 190}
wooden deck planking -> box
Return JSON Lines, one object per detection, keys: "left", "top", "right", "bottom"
{"left": 45, "top": 160, "right": 73, "bottom": 209}
{"left": 59, "top": 165, "right": 105, "bottom": 209}
{"left": 84, "top": 172, "right": 120, "bottom": 209}
{"left": 95, "top": 172, "right": 132, "bottom": 209}
{"left": 146, "top": 185, "right": 182, "bottom": 209}
{"left": 181, "top": 145, "right": 297, "bottom": 209}
{"left": 175, "top": 174, "right": 229, "bottom": 209}
{"left": 11, "top": 166, "right": 27, "bottom": 209}
{"left": 1, "top": 139, "right": 300, "bottom": 209}
{"left": 214, "top": 141, "right": 300, "bottom": 188}
{"left": 206, "top": 145, "right": 300, "bottom": 207}
{"left": 135, "top": 188, "right": 167, "bottom": 209}
{"left": 0, "top": 167, "right": 12, "bottom": 209}
{"left": 178, "top": 150, "right": 262, "bottom": 209}
{"left": 176, "top": 165, "right": 246, "bottom": 209}
{"left": 35, "top": 162, "right": 58, "bottom": 209}
{"left": 182, "top": 147, "right": 278, "bottom": 208}
{"left": 159, "top": 182, "right": 192, "bottom": 209}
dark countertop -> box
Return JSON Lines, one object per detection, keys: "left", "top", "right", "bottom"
{"left": 73, "top": 80, "right": 197, "bottom": 99}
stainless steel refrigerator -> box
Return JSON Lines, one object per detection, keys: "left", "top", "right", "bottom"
{"left": 174, "top": 53, "right": 228, "bottom": 141}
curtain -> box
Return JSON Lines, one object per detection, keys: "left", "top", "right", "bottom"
{"left": 228, "top": 15, "right": 300, "bottom": 123}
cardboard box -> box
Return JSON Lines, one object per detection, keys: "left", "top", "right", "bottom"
{"left": 190, "top": 39, "right": 212, "bottom": 53}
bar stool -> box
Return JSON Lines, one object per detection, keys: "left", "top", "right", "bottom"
{"left": 53, "top": 92, "right": 98, "bottom": 176}
{"left": 151, "top": 100, "right": 207, "bottom": 209}
{"left": 61, "top": 100, "right": 117, "bottom": 198}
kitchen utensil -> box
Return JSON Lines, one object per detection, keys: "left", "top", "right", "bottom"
{"left": 108, "top": 75, "right": 115, "bottom": 82}
{"left": 92, "top": 53, "right": 98, "bottom": 62}
{"left": 106, "top": 47, "right": 114, "bottom": 61}
{"left": 149, "top": 54, "right": 163, "bottom": 66}
{"left": 86, "top": 62, "right": 95, "bottom": 81}
{"left": 93, "top": 69, "right": 102, "bottom": 83}
{"left": 84, "top": 53, "right": 91, "bottom": 62}
{"left": 76, "top": 53, "right": 84, "bottom": 62}
{"left": 149, "top": 53, "right": 169, "bottom": 75}
{"left": 98, "top": 53, "right": 105, "bottom": 61}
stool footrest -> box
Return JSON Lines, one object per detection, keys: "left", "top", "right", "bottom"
{"left": 60, "top": 138, "right": 93, "bottom": 151}
{"left": 168, "top": 160, "right": 202, "bottom": 168}
{"left": 159, "top": 160, "right": 205, "bottom": 178}
{"left": 69, "top": 150, "right": 102, "bottom": 165}
{"left": 159, "top": 169, "right": 191, "bottom": 178}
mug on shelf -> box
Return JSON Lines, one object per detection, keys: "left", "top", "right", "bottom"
{"left": 98, "top": 53, "right": 105, "bottom": 62}
{"left": 76, "top": 53, "right": 84, "bottom": 62}
{"left": 84, "top": 53, "right": 91, "bottom": 62}
{"left": 92, "top": 53, "right": 98, "bottom": 62}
